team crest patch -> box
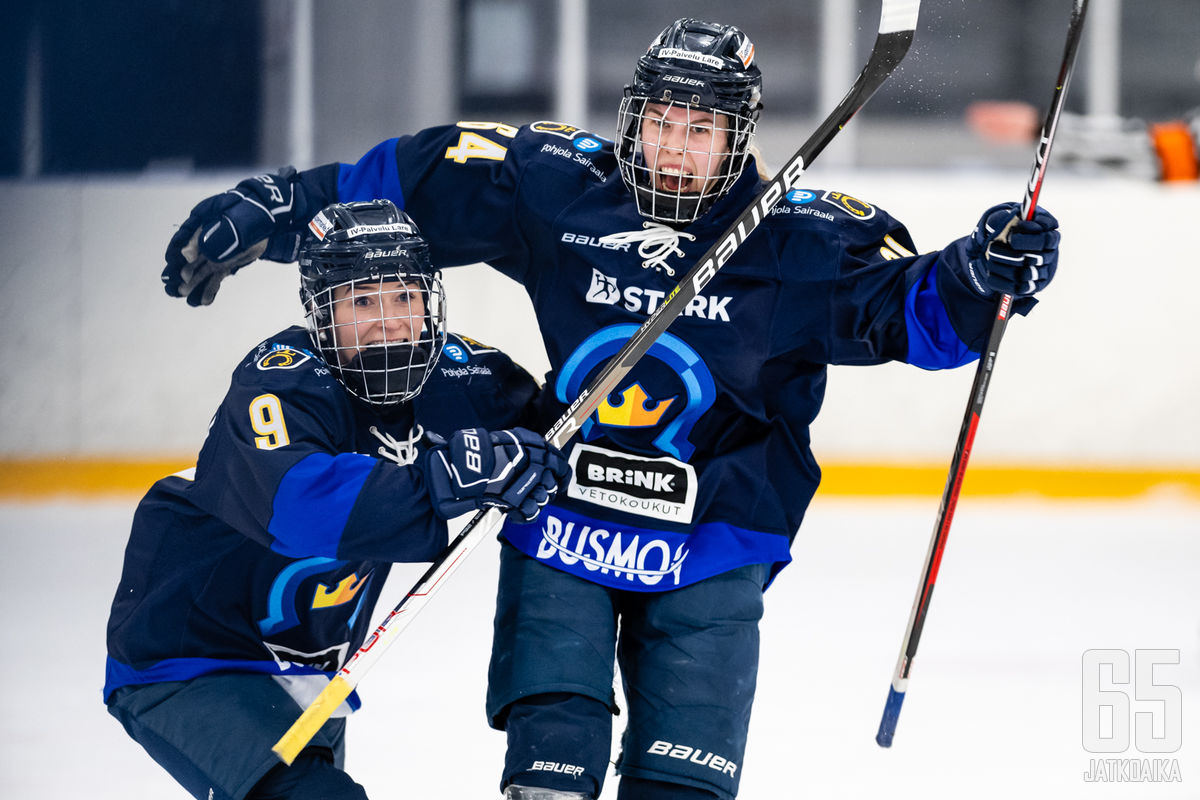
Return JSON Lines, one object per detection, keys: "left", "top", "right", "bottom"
{"left": 531, "top": 120, "right": 609, "bottom": 152}
{"left": 532, "top": 120, "right": 588, "bottom": 140}
{"left": 820, "top": 190, "right": 876, "bottom": 220}
{"left": 451, "top": 334, "right": 498, "bottom": 354}
{"left": 257, "top": 348, "right": 312, "bottom": 370}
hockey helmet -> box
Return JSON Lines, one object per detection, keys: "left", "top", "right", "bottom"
{"left": 299, "top": 199, "right": 446, "bottom": 407}
{"left": 616, "top": 18, "right": 764, "bottom": 224}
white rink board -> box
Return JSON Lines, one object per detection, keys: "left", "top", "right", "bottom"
{"left": 0, "top": 171, "right": 1196, "bottom": 468}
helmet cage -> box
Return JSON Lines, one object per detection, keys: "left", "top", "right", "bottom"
{"left": 616, "top": 18, "right": 763, "bottom": 224}
{"left": 298, "top": 202, "right": 447, "bottom": 408}
{"left": 616, "top": 93, "right": 758, "bottom": 224}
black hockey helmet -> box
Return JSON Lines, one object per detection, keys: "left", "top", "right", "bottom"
{"left": 616, "top": 18, "right": 764, "bottom": 224}
{"left": 298, "top": 200, "right": 446, "bottom": 408}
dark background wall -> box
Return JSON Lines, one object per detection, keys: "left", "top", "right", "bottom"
{"left": 3, "top": 0, "right": 1196, "bottom": 175}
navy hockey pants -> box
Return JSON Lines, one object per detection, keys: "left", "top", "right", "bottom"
{"left": 487, "top": 542, "right": 769, "bottom": 800}
{"left": 107, "top": 673, "right": 366, "bottom": 800}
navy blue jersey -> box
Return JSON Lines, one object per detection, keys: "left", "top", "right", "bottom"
{"left": 310, "top": 121, "right": 1008, "bottom": 592}
{"left": 104, "top": 327, "right": 538, "bottom": 703}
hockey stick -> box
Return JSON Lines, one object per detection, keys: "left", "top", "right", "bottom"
{"left": 874, "top": 0, "right": 1089, "bottom": 749}
{"left": 273, "top": 0, "right": 921, "bottom": 765}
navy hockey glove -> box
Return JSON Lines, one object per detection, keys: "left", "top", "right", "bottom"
{"left": 162, "top": 168, "right": 305, "bottom": 306}
{"left": 964, "top": 202, "right": 1060, "bottom": 298}
{"left": 424, "top": 428, "right": 571, "bottom": 523}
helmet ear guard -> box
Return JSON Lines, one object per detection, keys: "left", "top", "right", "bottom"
{"left": 616, "top": 18, "right": 763, "bottom": 225}
{"left": 298, "top": 200, "right": 447, "bottom": 408}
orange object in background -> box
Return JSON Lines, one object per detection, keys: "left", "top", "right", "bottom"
{"left": 1149, "top": 120, "right": 1200, "bottom": 181}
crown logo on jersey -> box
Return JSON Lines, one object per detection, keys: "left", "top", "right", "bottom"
{"left": 597, "top": 384, "right": 675, "bottom": 428}
{"left": 311, "top": 573, "right": 368, "bottom": 609}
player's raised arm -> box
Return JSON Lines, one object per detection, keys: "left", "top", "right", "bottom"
{"left": 161, "top": 164, "right": 338, "bottom": 306}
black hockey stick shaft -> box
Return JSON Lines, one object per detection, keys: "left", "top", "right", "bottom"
{"left": 274, "top": 0, "right": 922, "bottom": 765}
{"left": 875, "top": 0, "right": 1089, "bottom": 748}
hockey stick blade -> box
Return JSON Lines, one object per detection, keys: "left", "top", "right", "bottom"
{"left": 875, "top": 0, "right": 1089, "bottom": 749}
{"left": 273, "top": 0, "right": 920, "bottom": 765}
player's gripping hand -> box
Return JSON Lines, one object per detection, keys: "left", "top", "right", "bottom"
{"left": 964, "top": 202, "right": 1060, "bottom": 298}
{"left": 423, "top": 428, "right": 572, "bottom": 523}
{"left": 162, "top": 168, "right": 304, "bottom": 306}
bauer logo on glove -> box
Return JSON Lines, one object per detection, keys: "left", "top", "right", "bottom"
{"left": 423, "top": 427, "right": 572, "bottom": 523}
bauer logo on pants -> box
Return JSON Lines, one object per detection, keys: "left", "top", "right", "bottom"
{"left": 567, "top": 443, "right": 696, "bottom": 524}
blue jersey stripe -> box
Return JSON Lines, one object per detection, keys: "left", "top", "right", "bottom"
{"left": 267, "top": 453, "right": 376, "bottom": 558}
{"left": 104, "top": 655, "right": 319, "bottom": 699}
{"left": 337, "top": 138, "right": 408, "bottom": 207}
{"left": 904, "top": 262, "right": 977, "bottom": 370}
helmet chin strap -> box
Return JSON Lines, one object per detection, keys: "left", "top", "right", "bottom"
{"left": 630, "top": 180, "right": 706, "bottom": 226}
{"left": 337, "top": 342, "right": 432, "bottom": 407}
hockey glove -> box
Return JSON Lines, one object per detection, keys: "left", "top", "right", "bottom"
{"left": 423, "top": 428, "right": 571, "bottom": 523}
{"left": 964, "top": 202, "right": 1060, "bottom": 298}
{"left": 162, "top": 168, "right": 305, "bottom": 306}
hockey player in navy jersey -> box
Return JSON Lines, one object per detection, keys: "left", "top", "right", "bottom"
{"left": 107, "top": 200, "right": 570, "bottom": 800}
{"left": 159, "top": 18, "right": 1061, "bottom": 800}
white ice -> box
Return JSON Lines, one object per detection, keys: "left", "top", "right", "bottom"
{"left": 2, "top": 494, "right": 1196, "bottom": 798}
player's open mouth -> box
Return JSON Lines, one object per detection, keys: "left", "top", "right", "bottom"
{"left": 656, "top": 165, "right": 696, "bottom": 193}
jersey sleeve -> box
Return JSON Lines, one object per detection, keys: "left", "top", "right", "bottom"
{"left": 334, "top": 124, "right": 536, "bottom": 282}
{"left": 777, "top": 196, "right": 1003, "bottom": 370}
{"left": 186, "top": 337, "right": 445, "bottom": 564}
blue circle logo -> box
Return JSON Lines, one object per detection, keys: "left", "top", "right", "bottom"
{"left": 786, "top": 189, "right": 815, "bottom": 205}
{"left": 573, "top": 137, "right": 602, "bottom": 153}
{"left": 442, "top": 343, "right": 468, "bottom": 363}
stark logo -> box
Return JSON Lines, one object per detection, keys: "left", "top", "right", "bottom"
{"left": 583, "top": 267, "right": 733, "bottom": 321}
{"left": 586, "top": 267, "right": 621, "bottom": 304}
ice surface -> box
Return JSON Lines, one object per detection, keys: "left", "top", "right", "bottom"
{"left": 2, "top": 495, "right": 1196, "bottom": 798}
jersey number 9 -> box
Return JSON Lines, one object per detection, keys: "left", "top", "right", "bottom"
{"left": 250, "top": 393, "right": 291, "bottom": 450}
